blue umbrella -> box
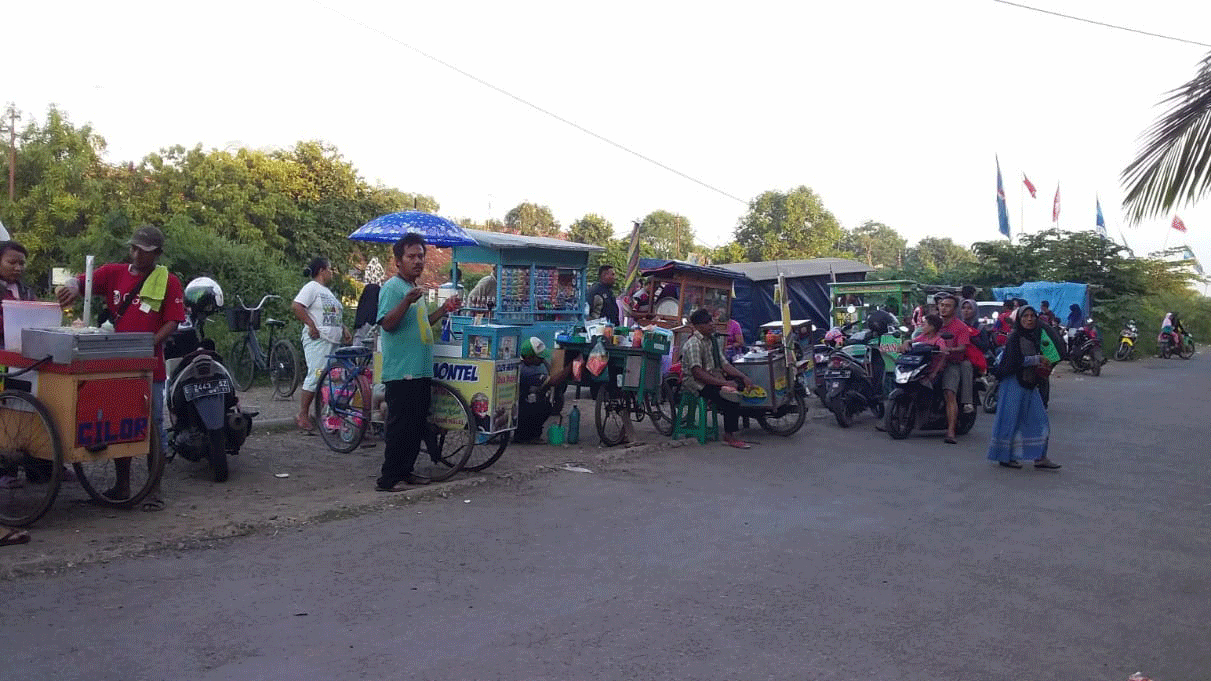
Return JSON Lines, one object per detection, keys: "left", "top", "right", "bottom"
{"left": 348, "top": 211, "right": 478, "bottom": 247}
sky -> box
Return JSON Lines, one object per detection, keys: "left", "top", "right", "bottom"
{"left": 7, "top": 0, "right": 1211, "bottom": 275}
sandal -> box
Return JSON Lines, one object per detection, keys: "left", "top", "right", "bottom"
{"left": 1034, "top": 460, "right": 1062, "bottom": 470}
{"left": 998, "top": 460, "right": 1023, "bottom": 469}
{"left": 141, "top": 497, "right": 166, "bottom": 512}
{"left": 295, "top": 416, "right": 316, "bottom": 435}
{"left": 0, "top": 527, "right": 30, "bottom": 547}
{"left": 944, "top": 437, "right": 958, "bottom": 445}
{"left": 723, "top": 439, "right": 752, "bottom": 450}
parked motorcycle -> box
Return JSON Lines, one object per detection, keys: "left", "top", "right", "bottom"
{"left": 1067, "top": 319, "right": 1106, "bottom": 376}
{"left": 979, "top": 345, "right": 1004, "bottom": 414}
{"left": 884, "top": 336, "right": 984, "bottom": 440}
{"left": 1158, "top": 330, "right": 1196, "bottom": 359}
{"left": 163, "top": 278, "right": 256, "bottom": 483}
{"left": 821, "top": 323, "right": 890, "bottom": 428}
{"left": 1114, "top": 320, "right": 1138, "bottom": 361}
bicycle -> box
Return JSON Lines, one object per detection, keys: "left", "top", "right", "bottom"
{"left": 313, "top": 345, "right": 479, "bottom": 482}
{"left": 227, "top": 294, "right": 301, "bottom": 398}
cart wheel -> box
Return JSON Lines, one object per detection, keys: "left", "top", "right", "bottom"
{"left": 757, "top": 392, "right": 807, "bottom": 436}
{"left": 462, "top": 431, "right": 510, "bottom": 472}
{"left": 74, "top": 421, "right": 165, "bottom": 509}
{"left": 647, "top": 379, "right": 677, "bottom": 437}
{"left": 269, "top": 340, "right": 300, "bottom": 399}
{"left": 315, "top": 367, "right": 370, "bottom": 453}
{"left": 0, "top": 391, "right": 65, "bottom": 527}
{"left": 595, "top": 384, "right": 627, "bottom": 446}
{"left": 421, "top": 381, "right": 475, "bottom": 482}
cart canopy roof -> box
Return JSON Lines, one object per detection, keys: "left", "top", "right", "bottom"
{"left": 465, "top": 229, "right": 604, "bottom": 253}
{"left": 638, "top": 258, "right": 750, "bottom": 281}
{"left": 717, "top": 258, "right": 872, "bottom": 282}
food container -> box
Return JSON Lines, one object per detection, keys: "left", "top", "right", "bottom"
{"left": 2, "top": 301, "right": 64, "bottom": 352}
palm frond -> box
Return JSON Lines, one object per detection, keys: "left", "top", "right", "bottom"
{"left": 1121, "top": 51, "right": 1211, "bottom": 224}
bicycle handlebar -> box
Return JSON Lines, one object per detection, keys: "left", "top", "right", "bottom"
{"left": 234, "top": 294, "right": 282, "bottom": 311}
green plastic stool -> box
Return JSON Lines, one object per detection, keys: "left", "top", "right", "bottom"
{"left": 672, "top": 390, "right": 719, "bottom": 445}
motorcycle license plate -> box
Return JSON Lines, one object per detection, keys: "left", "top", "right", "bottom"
{"left": 823, "top": 369, "right": 851, "bottom": 379}
{"left": 183, "top": 378, "right": 232, "bottom": 401}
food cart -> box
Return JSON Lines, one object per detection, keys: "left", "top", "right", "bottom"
{"left": 628, "top": 259, "right": 749, "bottom": 366}
{"left": 450, "top": 229, "right": 604, "bottom": 351}
{"left": 0, "top": 328, "right": 161, "bottom": 527}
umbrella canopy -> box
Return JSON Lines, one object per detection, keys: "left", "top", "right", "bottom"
{"left": 348, "top": 211, "right": 477, "bottom": 247}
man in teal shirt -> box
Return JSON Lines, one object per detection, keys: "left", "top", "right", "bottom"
{"left": 375, "top": 234, "right": 460, "bottom": 491}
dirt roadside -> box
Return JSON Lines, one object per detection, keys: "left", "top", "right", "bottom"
{"left": 0, "top": 386, "right": 699, "bottom": 580}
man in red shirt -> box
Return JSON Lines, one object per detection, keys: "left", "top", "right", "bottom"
{"left": 57, "top": 226, "right": 185, "bottom": 509}
{"left": 936, "top": 294, "right": 974, "bottom": 443}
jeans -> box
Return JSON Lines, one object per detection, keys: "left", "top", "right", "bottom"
{"left": 378, "top": 378, "right": 430, "bottom": 487}
{"left": 698, "top": 378, "right": 744, "bottom": 434}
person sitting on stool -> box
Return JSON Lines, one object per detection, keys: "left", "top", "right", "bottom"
{"left": 680, "top": 308, "right": 756, "bottom": 449}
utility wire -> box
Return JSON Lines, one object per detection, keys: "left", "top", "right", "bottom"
{"left": 992, "top": 0, "right": 1211, "bottom": 48}
{"left": 308, "top": 0, "right": 750, "bottom": 206}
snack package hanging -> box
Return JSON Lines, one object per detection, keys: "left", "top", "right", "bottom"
{"left": 586, "top": 339, "right": 608, "bottom": 376}
{"left": 572, "top": 357, "right": 584, "bottom": 381}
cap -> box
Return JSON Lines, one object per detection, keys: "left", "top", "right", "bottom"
{"left": 521, "top": 337, "right": 549, "bottom": 359}
{"left": 128, "top": 226, "right": 165, "bottom": 252}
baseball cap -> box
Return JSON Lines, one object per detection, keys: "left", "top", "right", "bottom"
{"left": 521, "top": 337, "right": 549, "bottom": 359}
{"left": 128, "top": 226, "right": 165, "bottom": 252}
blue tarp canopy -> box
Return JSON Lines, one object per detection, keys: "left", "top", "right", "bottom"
{"left": 718, "top": 259, "right": 872, "bottom": 343}
{"left": 990, "top": 281, "right": 1091, "bottom": 319}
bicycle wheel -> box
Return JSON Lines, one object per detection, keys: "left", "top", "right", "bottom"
{"left": 74, "top": 420, "right": 165, "bottom": 509}
{"left": 595, "top": 383, "right": 627, "bottom": 447}
{"left": 0, "top": 391, "right": 65, "bottom": 527}
{"left": 229, "top": 337, "right": 255, "bottom": 391}
{"left": 315, "top": 367, "right": 370, "bottom": 453}
{"left": 462, "top": 431, "right": 510, "bottom": 472}
{"left": 269, "top": 340, "right": 300, "bottom": 399}
{"left": 647, "top": 378, "right": 677, "bottom": 436}
{"left": 420, "top": 381, "right": 475, "bottom": 482}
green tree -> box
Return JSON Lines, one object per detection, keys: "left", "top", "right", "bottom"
{"left": 707, "top": 241, "right": 747, "bottom": 265}
{"left": 1121, "top": 50, "right": 1211, "bottom": 222}
{"left": 639, "top": 210, "right": 694, "bottom": 260}
{"left": 504, "top": 202, "right": 560, "bottom": 237}
{"left": 904, "top": 237, "right": 976, "bottom": 278}
{"left": 841, "top": 220, "right": 907, "bottom": 268}
{"left": 733, "top": 186, "right": 844, "bottom": 261}
{"left": 566, "top": 213, "right": 614, "bottom": 247}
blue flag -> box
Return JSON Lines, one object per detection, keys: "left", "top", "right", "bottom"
{"left": 1095, "top": 197, "right": 1108, "bottom": 240}
{"left": 996, "top": 157, "right": 1011, "bottom": 238}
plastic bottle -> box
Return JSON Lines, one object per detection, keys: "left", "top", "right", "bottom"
{"left": 566, "top": 405, "right": 580, "bottom": 444}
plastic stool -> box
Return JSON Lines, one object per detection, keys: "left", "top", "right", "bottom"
{"left": 672, "top": 391, "right": 719, "bottom": 445}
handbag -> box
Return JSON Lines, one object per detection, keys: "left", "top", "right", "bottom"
{"left": 965, "top": 342, "right": 987, "bottom": 372}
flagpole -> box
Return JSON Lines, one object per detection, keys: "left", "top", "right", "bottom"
{"left": 1018, "top": 176, "right": 1023, "bottom": 243}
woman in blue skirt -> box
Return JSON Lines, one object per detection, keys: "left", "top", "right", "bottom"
{"left": 988, "top": 306, "right": 1062, "bottom": 470}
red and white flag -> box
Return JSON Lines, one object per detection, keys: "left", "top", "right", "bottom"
{"left": 1052, "top": 185, "right": 1061, "bottom": 223}
{"left": 1022, "top": 174, "right": 1037, "bottom": 198}
{"left": 1172, "top": 215, "right": 1187, "bottom": 233}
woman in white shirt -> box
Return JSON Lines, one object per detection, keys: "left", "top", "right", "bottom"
{"left": 292, "top": 257, "right": 350, "bottom": 433}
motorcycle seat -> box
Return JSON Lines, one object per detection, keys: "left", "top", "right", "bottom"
{"left": 333, "top": 345, "right": 372, "bottom": 360}
{"left": 265, "top": 318, "right": 286, "bottom": 328}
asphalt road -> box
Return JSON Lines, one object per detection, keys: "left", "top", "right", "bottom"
{"left": 4, "top": 355, "right": 1208, "bottom": 681}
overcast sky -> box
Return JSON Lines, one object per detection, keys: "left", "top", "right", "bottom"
{"left": 8, "top": 0, "right": 1211, "bottom": 273}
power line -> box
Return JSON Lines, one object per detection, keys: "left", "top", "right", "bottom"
{"left": 992, "top": 0, "right": 1211, "bottom": 48}
{"left": 307, "top": 0, "right": 750, "bottom": 207}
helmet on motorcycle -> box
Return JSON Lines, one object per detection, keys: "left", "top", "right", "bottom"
{"left": 184, "top": 277, "right": 224, "bottom": 314}
{"left": 823, "top": 327, "right": 844, "bottom": 344}
{"left": 865, "top": 309, "right": 896, "bottom": 336}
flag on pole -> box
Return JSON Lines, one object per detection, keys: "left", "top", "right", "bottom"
{"left": 1118, "top": 230, "right": 1134, "bottom": 256}
{"left": 1052, "top": 184, "right": 1061, "bottom": 224}
{"left": 1171, "top": 215, "right": 1187, "bottom": 233}
{"left": 1022, "top": 174, "right": 1037, "bottom": 198}
{"left": 996, "top": 157, "right": 1011, "bottom": 238}
{"left": 1095, "top": 197, "right": 1107, "bottom": 239}
{"left": 623, "top": 220, "right": 642, "bottom": 289}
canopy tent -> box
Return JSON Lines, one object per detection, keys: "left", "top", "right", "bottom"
{"left": 990, "top": 281, "right": 1091, "bottom": 320}
{"left": 718, "top": 258, "right": 872, "bottom": 341}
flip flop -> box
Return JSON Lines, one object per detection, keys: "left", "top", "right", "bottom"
{"left": 295, "top": 416, "right": 316, "bottom": 435}
{"left": 998, "top": 460, "right": 1023, "bottom": 469}
{"left": 141, "top": 497, "right": 166, "bottom": 512}
{"left": 0, "top": 527, "right": 31, "bottom": 547}
{"left": 0, "top": 474, "right": 22, "bottom": 490}
{"left": 944, "top": 437, "right": 958, "bottom": 445}
{"left": 1034, "top": 460, "right": 1062, "bottom": 470}
{"left": 723, "top": 440, "right": 752, "bottom": 449}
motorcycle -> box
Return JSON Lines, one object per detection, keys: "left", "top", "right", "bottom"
{"left": 1067, "top": 319, "right": 1106, "bottom": 376}
{"left": 163, "top": 278, "right": 256, "bottom": 483}
{"left": 1114, "top": 320, "right": 1138, "bottom": 361}
{"left": 1158, "top": 329, "right": 1196, "bottom": 359}
{"left": 884, "top": 335, "right": 984, "bottom": 440}
{"left": 979, "top": 345, "right": 1004, "bottom": 414}
{"left": 821, "top": 324, "right": 889, "bottom": 428}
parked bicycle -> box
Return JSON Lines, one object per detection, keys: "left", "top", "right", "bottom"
{"left": 313, "top": 345, "right": 504, "bottom": 480}
{"left": 227, "top": 294, "right": 301, "bottom": 398}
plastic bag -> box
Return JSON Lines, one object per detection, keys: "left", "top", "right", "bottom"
{"left": 572, "top": 357, "right": 584, "bottom": 381}
{"left": 586, "top": 339, "right": 608, "bottom": 377}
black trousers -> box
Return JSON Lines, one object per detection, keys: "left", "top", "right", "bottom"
{"left": 698, "top": 378, "right": 744, "bottom": 434}
{"left": 379, "top": 378, "right": 430, "bottom": 486}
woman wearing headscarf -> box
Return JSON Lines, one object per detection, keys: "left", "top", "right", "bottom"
{"left": 987, "top": 306, "right": 1062, "bottom": 470}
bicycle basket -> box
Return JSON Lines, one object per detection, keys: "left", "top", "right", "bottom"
{"left": 226, "top": 308, "right": 262, "bottom": 332}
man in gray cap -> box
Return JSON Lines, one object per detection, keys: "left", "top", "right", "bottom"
{"left": 57, "top": 225, "right": 185, "bottom": 511}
